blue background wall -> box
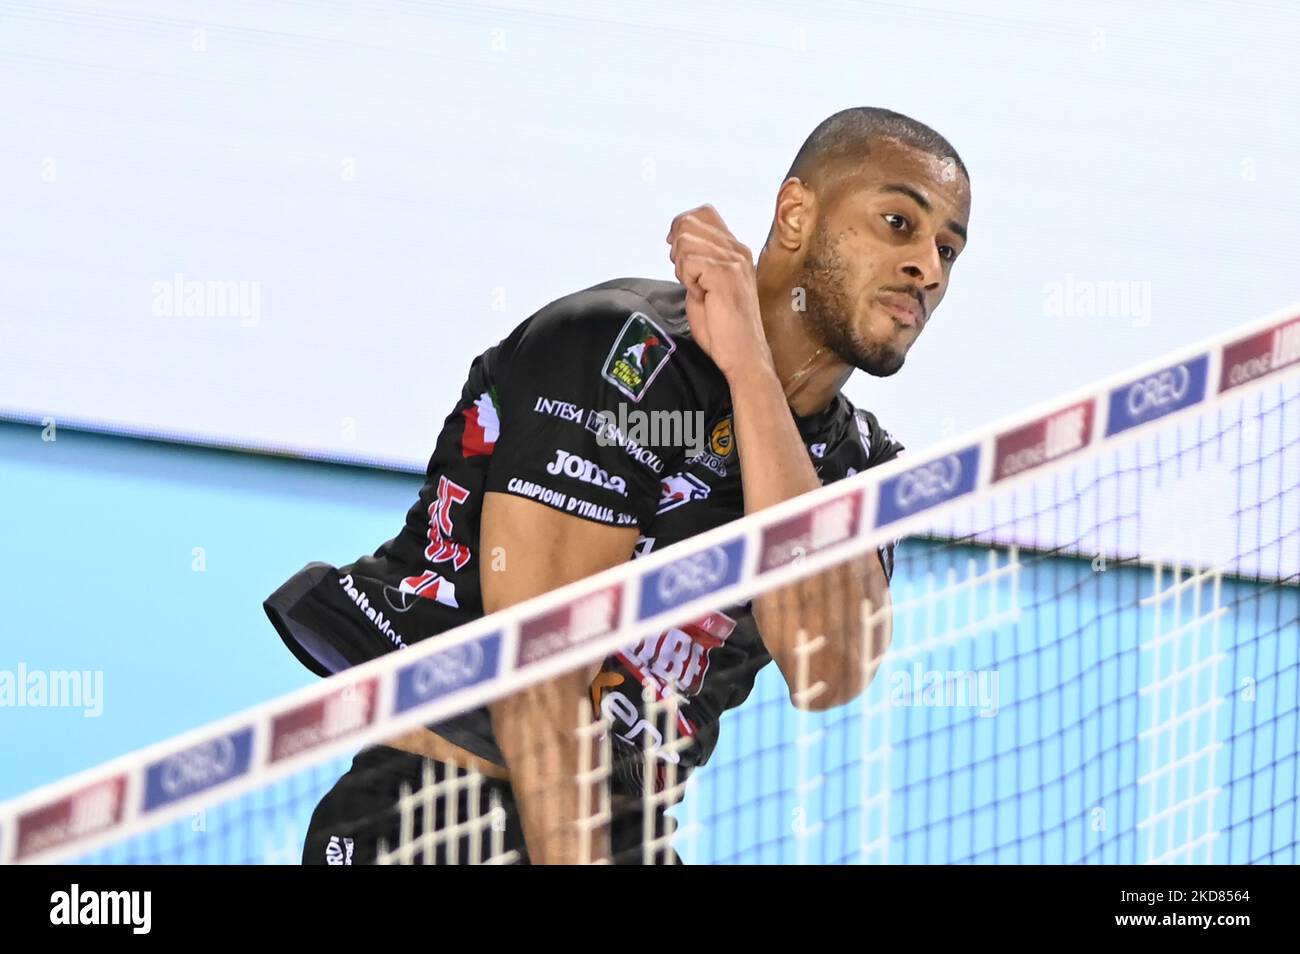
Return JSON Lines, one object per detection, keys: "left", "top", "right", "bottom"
{"left": 0, "top": 419, "right": 410, "bottom": 799}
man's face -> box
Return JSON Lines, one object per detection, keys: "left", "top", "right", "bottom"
{"left": 796, "top": 139, "right": 971, "bottom": 377}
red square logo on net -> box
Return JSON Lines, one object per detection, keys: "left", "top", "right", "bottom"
{"left": 993, "top": 400, "right": 1094, "bottom": 483}
{"left": 16, "top": 775, "right": 126, "bottom": 861}
{"left": 1220, "top": 316, "right": 1300, "bottom": 392}
{"left": 270, "top": 678, "right": 378, "bottom": 763}
{"left": 517, "top": 585, "right": 622, "bottom": 668}
{"left": 759, "top": 491, "right": 862, "bottom": 573}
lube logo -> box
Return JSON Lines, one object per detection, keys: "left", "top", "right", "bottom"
{"left": 270, "top": 681, "right": 377, "bottom": 763}
{"left": 993, "top": 402, "right": 1094, "bottom": 482}
{"left": 546, "top": 448, "right": 628, "bottom": 496}
{"left": 17, "top": 778, "right": 126, "bottom": 860}
{"left": 1274, "top": 321, "right": 1300, "bottom": 368}
{"left": 1220, "top": 316, "right": 1300, "bottom": 392}
{"left": 759, "top": 492, "right": 862, "bottom": 572}
{"left": 518, "top": 587, "right": 622, "bottom": 666}
{"left": 1043, "top": 408, "right": 1086, "bottom": 458}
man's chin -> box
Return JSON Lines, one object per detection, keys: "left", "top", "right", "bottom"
{"left": 857, "top": 349, "right": 905, "bottom": 378}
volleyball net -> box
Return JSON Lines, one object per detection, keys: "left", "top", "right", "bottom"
{"left": 2, "top": 305, "right": 1297, "bottom": 864}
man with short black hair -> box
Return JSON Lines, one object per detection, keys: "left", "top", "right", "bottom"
{"left": 266, "top": 106, "right": 972, "bottom": 864}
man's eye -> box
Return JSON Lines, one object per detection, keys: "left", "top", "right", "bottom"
{"left": 883, "top": 213, "right": 909, "bottom": 231}
{"left": 939, "top": 245, "right": 957, "bottom": 262}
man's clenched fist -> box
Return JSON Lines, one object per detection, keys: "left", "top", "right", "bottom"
{"left": 666, "top": 205, "right": 774, "bottom": 382}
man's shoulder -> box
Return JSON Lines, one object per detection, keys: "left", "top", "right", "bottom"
{"left": 583, "top": 277, "right": 689, "bottom": 331}
{"left": 506, "top": 277, "right": 722, "bottom": 402}
{"left": 523, "top": 277, "right": 689, "bottom": 341}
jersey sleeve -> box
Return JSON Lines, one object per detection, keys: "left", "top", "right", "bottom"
{"left": 855, "top": 408, "right": 906, "bottom": 582}
{"left": 481, "top": 293, "right": 700, "bottom": 531}
{"left": 856, "top": 408, "right": 906, "bottom": 468}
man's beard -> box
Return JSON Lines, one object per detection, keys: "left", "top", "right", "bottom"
{"left": 797, "top": 227, "right": 906, "bottom": 378}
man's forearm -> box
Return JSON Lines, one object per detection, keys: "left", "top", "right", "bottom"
{"left": 728, "top": 363, "right": 892, "bottom": 706}
{"left": 488, "top": 666, "right": 607, "bottom": 864}
{"left": 727, "top": 361, "right": 823, "bottom": 511}
{"left": 475, "top": 494, "right": 639, "bottom": 864}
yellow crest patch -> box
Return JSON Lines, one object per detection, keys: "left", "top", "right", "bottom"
{"left": 710, "top": 417, "right": 734, "bottom": 457}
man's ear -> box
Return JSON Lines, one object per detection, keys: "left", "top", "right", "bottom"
{"left": 772, "top": 177, "right": 817, "bottom": 253}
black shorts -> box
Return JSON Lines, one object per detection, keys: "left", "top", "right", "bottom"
{"left": 303, "top": 745, "right": 680, "bottom": 865}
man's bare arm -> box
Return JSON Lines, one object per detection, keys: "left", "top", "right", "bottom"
{"left": 728, "top": 365, "right": 893, "bottom": 710}
{"left": 479, "top": 491, "right": 639, "bottom": 864}
{"left": 667, "top": 204, "right": 892, "bottom": 711}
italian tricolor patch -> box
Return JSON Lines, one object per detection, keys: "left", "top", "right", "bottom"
{"left": 461, "top": 387, "right": 500, "bottom": 457}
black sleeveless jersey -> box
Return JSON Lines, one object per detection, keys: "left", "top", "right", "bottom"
{"left": 264, "top": 277, "right": 904, "bottom": 796}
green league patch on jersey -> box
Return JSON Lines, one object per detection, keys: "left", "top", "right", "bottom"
{"left": 602, "top": 311, "right": 676, "bottom": 402}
